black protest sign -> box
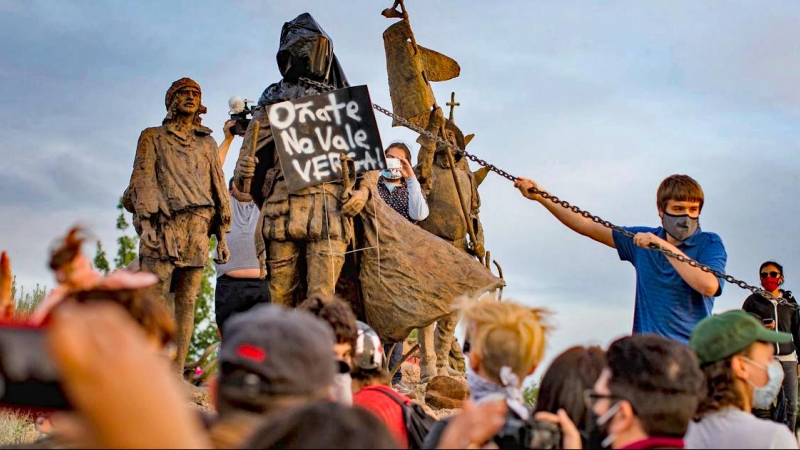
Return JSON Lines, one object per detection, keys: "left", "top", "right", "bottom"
{"left": 268, "top": 85, "right": 386, "bottom": 193}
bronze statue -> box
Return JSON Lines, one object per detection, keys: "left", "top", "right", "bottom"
{"left": 382, "top": 0, "right": 489, "bottom": 380}
{"left": 234, "top": 13, "right": 369, "bottom": 307}
{"left": 122, "top": 78, "right": 231, "bottom": 372}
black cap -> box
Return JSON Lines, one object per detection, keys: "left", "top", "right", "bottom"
{"left": 220, "top": 304, "right": 336, "bottom": 396}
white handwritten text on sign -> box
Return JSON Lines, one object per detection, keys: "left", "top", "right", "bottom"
{"left": 268, "top": 85, "right": 386, "bottom": 193}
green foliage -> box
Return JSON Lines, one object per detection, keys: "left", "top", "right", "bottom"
{"left": 94, "top": 197, "right": 219, "bottom": 362}
{"left": 93, "top": 241, "right": 110, "bottom": 275}
{"left": 0, "top": 411, "right": 37, "bottom": 446}
{"left": 113, "top": 199, "right": 138, "bottom": 269}
{"left": 522, "top": 382, "right": 539, "bottom": 407}
{"left": 189, "top": 237, "right": 219, "bottom": 361}
{"left": 11, "top": 276, "right": 47, "bottom": 317}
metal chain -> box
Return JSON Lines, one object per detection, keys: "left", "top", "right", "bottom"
{"left": 298, "top": 78, "right": 791, "bottom": 305}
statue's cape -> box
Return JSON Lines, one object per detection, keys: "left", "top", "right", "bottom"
{"left": 353, "top": 172, "right": 502, "bottom": 343}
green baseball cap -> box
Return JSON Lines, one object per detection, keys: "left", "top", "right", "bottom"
{"left": 690, "top": 310, "right": 792, "bottom": 365}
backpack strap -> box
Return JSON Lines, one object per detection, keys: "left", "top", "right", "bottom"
{"left": 370, "top": 386, "right": 410, "bottom": 408}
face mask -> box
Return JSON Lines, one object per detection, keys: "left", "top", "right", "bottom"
{"left": 330, "top": 372, "right": 353, "bottom": 406}
{"left": 662, "top": 212, "right": 699, "bottom": 242}
{"left": 743, "top": 357, "right": 784, "bottom": 409}
{"left": 762, "top": 277, "right": 781, "bottom": 293}
{"left": 380, "top": 169, "right": 403, "bottom": 180}
{"left": 587, "top": 402, "right": 621, "bottom": 450}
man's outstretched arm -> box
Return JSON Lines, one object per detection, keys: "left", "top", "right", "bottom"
{"left": 515, "top": 177, "right": 615, "bottom": 249}
{"left": 632, "top": 232, "right": 724, "bottom": 297}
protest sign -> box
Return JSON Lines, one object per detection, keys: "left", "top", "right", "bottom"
{"left": 268, "top": 85, "right": 386, "bottom": 193}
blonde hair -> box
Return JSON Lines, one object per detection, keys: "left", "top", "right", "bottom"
{"left": 461, "top": 296, "right": 551, "bottom": 383}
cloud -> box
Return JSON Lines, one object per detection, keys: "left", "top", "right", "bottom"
{"left": 2, "top": 0, "right": 800, "bottom": 369}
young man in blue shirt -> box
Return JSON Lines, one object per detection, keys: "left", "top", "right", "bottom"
{"left": 514, "top": 174, "right": 727, "bottom": 343}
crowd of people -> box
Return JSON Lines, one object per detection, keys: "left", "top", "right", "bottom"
{"left": 2, "top": 109, "right": 798, "bottom": 449}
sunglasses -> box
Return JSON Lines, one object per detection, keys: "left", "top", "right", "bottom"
{"left": 760, "top": 271, "right": 781, "bottom": 279}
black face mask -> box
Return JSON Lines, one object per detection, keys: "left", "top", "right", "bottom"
{"left": 585, "top": 403, "right": 620, "bottom": 449}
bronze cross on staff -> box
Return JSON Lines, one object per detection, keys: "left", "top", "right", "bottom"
{"left": 446, "top": 91, "right": 460, "bottom": 122}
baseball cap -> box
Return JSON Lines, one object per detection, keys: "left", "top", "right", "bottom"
{"left": 690, "top": 310, "right": 792, "bottom": 365}
{"left": 220, "top": 304, "right": 337, "bottom": 396}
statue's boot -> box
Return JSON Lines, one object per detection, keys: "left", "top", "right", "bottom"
{"left": 418, "top": 324, "right": 437, "bottom": 383}
{"left": 434, "top": 311, "right": 458, "bottom": 378}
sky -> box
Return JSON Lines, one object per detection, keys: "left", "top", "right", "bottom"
{"left": 2, "top": 0, "right": 800, "bottom": 381}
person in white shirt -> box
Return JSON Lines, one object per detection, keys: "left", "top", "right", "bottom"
{"left": 376, "top": 142, "right": 429, "bottom": 394}
{"left": 686, "top": 310, "right": 799, "bottom": 449}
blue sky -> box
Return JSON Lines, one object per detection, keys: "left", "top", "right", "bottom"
{"left": 2, "top": 0, "right": 800, "bottom": 378}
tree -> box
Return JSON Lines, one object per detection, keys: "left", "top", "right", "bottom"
{"left": 113, "top": 199, "right": 138, "bottom": 269}
{"left": 93, "top": 241, "right": 110, "bottom": 275}
{"left": 94, "top": 198, "right": 219, "bottom": 362}
{"left": 190, "top": 237, "right": 219, "bottom": 361}
{"left": 11, "top": 276, "right": 47, "bottom": 318}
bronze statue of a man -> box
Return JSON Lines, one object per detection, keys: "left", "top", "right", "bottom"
{"left": 123, "top": 77, "right": 231, "bottom": 372}
{"left": 235, "top": 13, "right": 368, "bottom": 307}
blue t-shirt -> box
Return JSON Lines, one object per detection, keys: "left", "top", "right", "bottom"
{"left": 612, "top": 226, "right": 728, "bottom": 344}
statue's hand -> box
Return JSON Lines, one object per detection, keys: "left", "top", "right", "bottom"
{"left": 237, "top": 155, "right": 257, "bottom": 179}
{"left": 342, "top": 189, "right": 369, "bottom": 217}
{"left": 214, "top": 240, "right": 230, "bottom": 265}
{"left": 141, "top": 221, "right": 159, "bottom": 251}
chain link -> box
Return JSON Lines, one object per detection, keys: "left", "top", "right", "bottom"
{"left": 298, "top": 78, "right": 791, "bottom": 305}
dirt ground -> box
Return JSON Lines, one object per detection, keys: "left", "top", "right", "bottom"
{"left": 399, "top": 362, "right": 462, "bottom": 420}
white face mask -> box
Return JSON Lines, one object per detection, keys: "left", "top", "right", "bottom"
{"left": 742, "top": 356, "right": 784, "bottom": 409}
{"left": 330, "top": 373, "right": 353, "bottom": 406}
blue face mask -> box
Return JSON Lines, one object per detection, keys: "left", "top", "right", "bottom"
{"left": 743, "top": 357, "right": 784, "bottom": 409}
{"left": 380, "top": 169, "right": 402, "bottom": 180}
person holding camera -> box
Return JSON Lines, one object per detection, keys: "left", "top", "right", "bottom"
{"left": 214, "top": 120, "right": 270, "bottom": 336}
{"left": 534, "top": 346, "right": 606, "bottom": 449}
{"left": 422, "top": 297, "right": 553, "bottom": 449}
{"left": 536, "top": 335, "right": 704, "bottom": 450}
{"left": 741, "top": 260, "right": 800, "bottom": 431}
{"left": 378, "top": 142, "right": 430, "bottom": 223}
{"left": 378, "top": 142, "right": 430, "bottom": 394}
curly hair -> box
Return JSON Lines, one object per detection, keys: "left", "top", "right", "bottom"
{"left": 71, "top": 288, "right": 175, "bottom": 347}
{"left": 695, "top": 353, "right": 749, "bottom": 419}
{"left": 298, "top": 293, "right": 357, "bottom": 349}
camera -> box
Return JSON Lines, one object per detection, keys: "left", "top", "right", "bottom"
{"left": 228, "top": 96, "right": 257, "bottom": 137}
{"left": 0, "top": 323, "right": 71, "bottom": 411}
{"left": 493, "top": 409, "right": 562, "bottom": 449}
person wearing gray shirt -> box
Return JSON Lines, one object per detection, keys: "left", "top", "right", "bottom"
{"left": 214, "top": 121, "right": 270, "bottom": 336}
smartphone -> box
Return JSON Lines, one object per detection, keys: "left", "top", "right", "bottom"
{"left": 0, "top": 323, "right": 71, "bottom": 411}
{"left": 386, "top": 157, "right": 402, "bottom": 170}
